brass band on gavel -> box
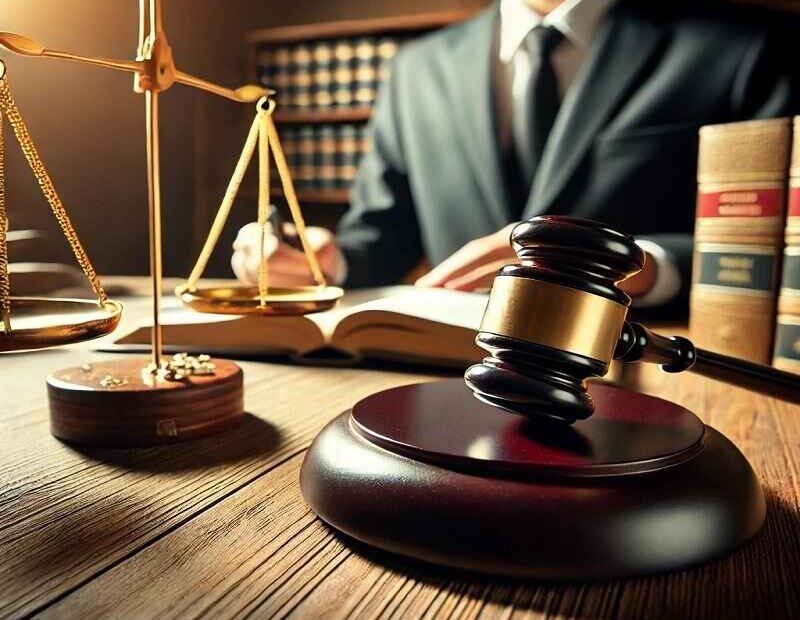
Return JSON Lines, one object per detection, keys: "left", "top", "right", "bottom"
{"left": 479, "top": 276, "right": 628, "bottom": 365}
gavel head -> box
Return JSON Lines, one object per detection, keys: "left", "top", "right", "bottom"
{"left": 464, "top": 216, "right": 645, "bottom": 424}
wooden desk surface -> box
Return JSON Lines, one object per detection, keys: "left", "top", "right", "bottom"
{"left": 2, "top": 280, "right": 799, "bottom": 619}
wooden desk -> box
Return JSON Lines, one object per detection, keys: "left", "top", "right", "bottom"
{"left": 2, "top": 280, "right": 799, "bottom": 619}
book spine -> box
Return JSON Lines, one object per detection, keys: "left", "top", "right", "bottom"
{"left": 690, "top": 118, "right": 792, "bottom": 363}
{"left": 353, "top": 36, "right": 377, "bottom": 108}
{"left": 311, "top": 40, "right": 332, "bottom": 110}
{"left": 338, "top": 124, "right": 357, "bottom": 190}
{"left": 318, "top": 124, "right": 336, "bottom": 192}
{"left": 282, "top": 125, "right": 297, "bottom": 192}
{"left": 333, "top": 38, "right": 354, "bottom": 108}
{"left": 291, "top": 44, "right": 312, "bottom": 109}
{"left": 272, "top": 46, "right": 291, "bottom": 108}
{"left": 256, "top": 47, "right": 273, "bottom": 90}
{"left": 297, "top": 126, "right": 315, "bottom": 192}
{"left": 376, "top": 36, "right": 398, "bottom": 89}
{"left": 774, "top": 116, "right": 800, "bottom": 373}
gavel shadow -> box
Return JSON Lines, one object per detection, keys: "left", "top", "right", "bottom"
{"left": 64, "top": 412, "right": 282, "bottom": 472}
{"left": 516, "top": 418, "right": 593, "bottom": 456}
{"left": 338, "top": 489, "right": 800, "bottom": 618}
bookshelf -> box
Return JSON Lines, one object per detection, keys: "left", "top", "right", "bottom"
{"left": 246, "top": 10, "right": 476, "bottom": 206}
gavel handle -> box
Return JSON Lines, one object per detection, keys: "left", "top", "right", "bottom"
{"left": 615, "top": 322, "right": 800, "bottom": 405}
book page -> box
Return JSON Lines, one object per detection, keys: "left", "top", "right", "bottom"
{"left": 110, "top": 287, "right": 487, "bottom": 365}
{"left": 113, "top": 299, "right": 325, "bottom": 355}
{"left": 112, "top": 289, "right": 417, "bottom": 355}
{"left": 304, "top": 286, "right": 422, "bottom": 338}
{"left": 329, "top": 288, "right": 489, "bottom": 365}
{"left": 340, "top": 287, "right": 489, "bottom": 330}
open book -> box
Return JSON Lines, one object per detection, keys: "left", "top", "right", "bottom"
{"left": 111, "top": 287, "right": 489, "bottom": 368}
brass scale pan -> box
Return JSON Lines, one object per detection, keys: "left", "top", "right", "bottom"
{"left": 0, "top": 58, "right": 124, "bottom": 353}
{"left": 0, "top": 298, "right": 123, "bottom": 353}
{"left": 176, "top": 284, "right": 344, "bottom": 316}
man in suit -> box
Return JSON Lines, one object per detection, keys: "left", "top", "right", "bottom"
{"left": 233, "top": 0, "right": 800, "bottom": 316}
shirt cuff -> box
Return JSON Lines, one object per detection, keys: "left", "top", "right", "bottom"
{"left": 631, "top": 239, "right": 682, "bottom": 309}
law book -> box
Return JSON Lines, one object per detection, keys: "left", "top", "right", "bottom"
{"left": 271, "top": 46, "right": 291, "bottom": 107}
{"left": 310, "top": 40, "right": 332, "bottom": 109}
{"left": 110, "top": 287, "right": 488, "bottom": 369}
{"left": 690, "top": 118, "right": 792, "bottom": 363}
{"left": 774, "top": 116, "right": 800, "bottom": 373}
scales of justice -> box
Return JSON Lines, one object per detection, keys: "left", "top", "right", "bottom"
{"left": 0, "top": 0, "right": 342, "bottom": 446}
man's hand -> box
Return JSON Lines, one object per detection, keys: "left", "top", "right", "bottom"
{"left": 619, "top": 251, "right": 658, "bottom": 298}
{"left": 231, "top": 222, "right": 341, "bottom": 287}
{"left": 414, "top": 223, "right": 659, "bottom": 298}
{"left": 414, "top": 224, "right": 517, "bottom": 292}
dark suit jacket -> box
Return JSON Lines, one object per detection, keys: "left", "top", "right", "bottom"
{"left": 337, "top": 0, "right": 800, "bottom": 317}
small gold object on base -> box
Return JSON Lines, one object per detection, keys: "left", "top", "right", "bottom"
{"left": 144, "top": 352, "right": 218, "bottom": 381}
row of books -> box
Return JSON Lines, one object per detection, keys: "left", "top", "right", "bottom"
{"left": 779, "top": 141, "right": 800, "bottom": 372}
{"left": 690, "top": 116, "right": 799, "bottom": 374}
{"left": 256, "top": 35, "right": 407, "bottom": 110}
{"left": 272, "top": 123, "right": 370, "bottom": 192}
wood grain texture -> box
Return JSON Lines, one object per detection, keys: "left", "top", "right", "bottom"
{"left": 2, "top": 280, "right": 800, "bottom": 619}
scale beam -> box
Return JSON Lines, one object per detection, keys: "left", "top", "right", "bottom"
{"left": 0, "top": 32, "right": 267, "bottom": 103}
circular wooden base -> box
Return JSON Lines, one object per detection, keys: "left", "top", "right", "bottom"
{"left": 47, "top": 358, "right": 244, "bottom": 447}
{"left": 301, "top": 379, "right": 765, "bottom": 580}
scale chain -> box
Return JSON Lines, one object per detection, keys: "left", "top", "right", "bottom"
{"left": 0, "top": 109, "right": 11, "bottom": 333}
{"left": 257, "top": 105, "right": 270, "bottom": 306}
{"left": 0, "top": 73, "right": 107, "bottom": 307}
{"left": 184, "top": 108, "right": 261, "bottom": 291}
{"left": 186, "top": 97, "right": 327, "bottom": 295}
{"left": 264, "top": 111, "right": 327, "bottom": 287}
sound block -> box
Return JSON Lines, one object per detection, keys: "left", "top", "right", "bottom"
{"left": 47, "top": 357, "right": 244, "bottom": 447}
{"left": 300, "top": 379, "right": 765, "bottom": 580}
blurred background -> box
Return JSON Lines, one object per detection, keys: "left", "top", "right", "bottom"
{"left": 0, "top": 0, "right": 793, "bottom": 279}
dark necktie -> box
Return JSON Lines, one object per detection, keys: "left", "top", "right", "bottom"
{"left": 513, "top": 25, "right": 564, "bottom": 188}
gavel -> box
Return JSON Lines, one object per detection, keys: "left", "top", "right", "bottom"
{"left": 464, "top": 216, "right": 800, "bottom": 424}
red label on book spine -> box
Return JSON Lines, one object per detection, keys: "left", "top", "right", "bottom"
{"left": 697, "top": 188, "right": 784, "bottom": 218}
{"left": 789, "top": 187, "right": 800, "bottom": 216}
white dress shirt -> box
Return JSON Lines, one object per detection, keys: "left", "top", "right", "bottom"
{"left": 495, "top": 0, "right": 615, "bottom": 156}
{"left": 498, "top": 0, "right": 681, "bottom": 308}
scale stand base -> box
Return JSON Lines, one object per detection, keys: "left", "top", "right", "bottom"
{"left": 47, "top": 357, "right": 244, "bottom": 448}
{"left": 300, "top": 379, "right": 765, "bottom": 580}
